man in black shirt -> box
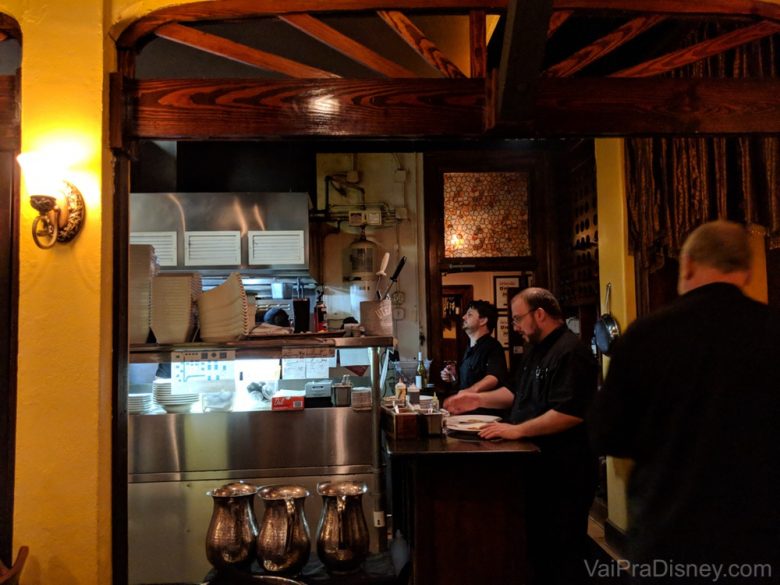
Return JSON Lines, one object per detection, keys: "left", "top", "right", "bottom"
{"left": 440, "top": 299, "right": 508, "bottom": 399}
{"left": 590, "top": 220, "right": 780, "bottom": 582}
{"left": 445, "top": 288, "right": 598, "bottom": 585}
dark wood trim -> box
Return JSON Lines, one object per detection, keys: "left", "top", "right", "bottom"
{"left": 116, "top": 1, "right": 509, "bottom": 48}
{"left": 0, "top": 61, "right": 19, "bottom": 567}
{"left": 377, "top": 10, "right": 466, "bottom": 78}
{"left": 114, "top": 0, "right": 780, "bottom": 49}
{"left": 544, "top": 15, "right": 666, "bottom": 77}
{"left": 111, "top": 148, "right": 131, "bottom": 585}
{"left": 0, "top": 14, "right": 21, "bottom": 41}
{"left": 111, "top": 50, "right": 135, "bottom": 585}
{"left": 469, "top": 10, "right": 487, "bottom": 78}
{"left": 612, "top": 20, "right": 780, "bottom": 77}
{"left": 553, "top": 0, "right": 780, "bottom": 20}
{"left": 0, "top": 149, "right": 19, "bottom": 568}
{"left": 280, "top": 14, "right": 417, "bottom": 78}
{"left": 528, "top": 78, "right": 780, "bottom": 135}
{"left": 547, "top": 10, "right": 573, "bottom": 38}
{"left": 0, "top": 76, "right": 19, "bottom": 151}
{"left": 155, "top": 23, "right": 341, "bottom": 78}
{"left": 604, "top": 518, "right": 628, "bottom": 558}
{"left": 495, "top": 0, "right": 553, "bottom": 127}
{"left": 127, "top": 78, "right": 486, "bottom": 139}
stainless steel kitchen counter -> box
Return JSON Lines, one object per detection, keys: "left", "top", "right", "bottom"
{"left": 129, "top": 408, "right": 374, "bottom": 482}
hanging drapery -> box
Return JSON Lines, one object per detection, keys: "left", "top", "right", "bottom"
{"left": 625, "top": 23, "right": 779, "bottom": 268}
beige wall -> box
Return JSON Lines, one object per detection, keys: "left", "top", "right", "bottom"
{"left": 317, "top": 152, "right": 427, "bottom": 360}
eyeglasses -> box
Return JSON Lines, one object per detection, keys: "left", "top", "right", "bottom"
{"left": 512, "top": 308, "right": 536, "bottom": 324}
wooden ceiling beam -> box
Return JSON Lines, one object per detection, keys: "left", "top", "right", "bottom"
{"left": 545, "top": 15, "right": 666, "bottom": 77}
{"left": 377, "top": 11, "right": 466, "bottom": 78}
{"left": 553, "top": 0, "right": 780, "bottom": 20}
{"left": 155, "top": 23, "right": 340, "bottom": 78}
{"left": 279, "top": 14, "right": 417, "bottom": 77}
{"left": 126, "top": 77, "right": 485, "bottom": 139}
{"left": 117, "top": 2, "right": 508, "bottom": 48}
{"left": 116, "top": 1, "right": 780, "bottom": 49}
{"left": 529, "top": 77, "right": 780, "bottom": 134}
{"left": 124, "top": 75, "right": 780, "bottom": 138}
{"left": 469, "top": 10, "right": 487, "bottom": 78}
{"left": 547, "top": 10, "right": 572, "bottom": 38}
{"left": 495, "top": 0, "right": 554, "bottom": 126}
{"left": 611, "top": 20, "right": 780, "bottom": 77}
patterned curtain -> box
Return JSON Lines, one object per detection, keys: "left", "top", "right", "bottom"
{"left": 625, "top": 23, "right": 780, "bottom": 276}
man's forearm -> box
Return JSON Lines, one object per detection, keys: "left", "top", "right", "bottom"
{"left": 471, "top": 386, "right": 514, "bottom": 409}
{"left": 514, "top": 409, "right": 583, "bottom": 439}
{"left": 463, "top": 374, "right": 499, "bottom": 394}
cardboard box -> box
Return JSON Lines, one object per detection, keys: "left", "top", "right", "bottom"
{"left": 271, "top": 390, "right": 305, "bottom": 411}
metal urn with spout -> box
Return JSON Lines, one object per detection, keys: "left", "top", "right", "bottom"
{"left": 315, "top": 481, "right": 370, "bottom": 573}
{"left": 205, "top": 481, "right": 260, "bottom": 571}
{"left": 257, "top": 485, "right": 311, "bottom": 575}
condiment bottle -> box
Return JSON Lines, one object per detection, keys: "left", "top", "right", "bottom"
{"left": 394, "top": 379, "right": 407, "bottom": 403}
{"left": 406, "top": 382, "right": 420, "bottom": 406}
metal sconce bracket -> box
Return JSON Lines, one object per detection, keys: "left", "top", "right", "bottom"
{"left": 30, "top": 180, "right": 85, "bottom": 249}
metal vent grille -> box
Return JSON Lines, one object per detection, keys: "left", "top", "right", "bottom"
{"left": 248, "top": 230, "right": 305, "bottom": 265}
{"left": 130, "top": 231, "right": 177, "bottom": 266}
{"left": 184, "top": 231, "right": 241, "bottom": 266}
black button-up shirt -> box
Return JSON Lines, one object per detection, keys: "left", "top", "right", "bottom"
{"left": 510, "top": 325, "right": 597, "bottom": 453}
{"left": 459, "top": 333, "right": 508, "bottom": 391}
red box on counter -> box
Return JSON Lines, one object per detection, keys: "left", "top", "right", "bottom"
{"left": 271, "top": 390, "right": 305, "bottom": 411}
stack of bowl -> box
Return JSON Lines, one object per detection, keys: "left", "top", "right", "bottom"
{"left": 153, "top": 378, "right": 199, "bottom": 413}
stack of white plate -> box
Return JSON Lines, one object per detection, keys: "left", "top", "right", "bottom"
{"left": 153, "top": 378, "right": 199, "bottom": 414}
{"left": 129, "top": 245, "right": 159, "bottom": 344}
{"left": 197, "top": 273, "right": 252, "bottom": 342}
{"left": 128, "top": 392, "right": 154, "bottom": 414}
{"left": 151, "top": 273, "right": 202, "bottom": 344}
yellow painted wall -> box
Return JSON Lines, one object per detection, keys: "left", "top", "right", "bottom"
{"left": 3, "top": 1, "right": 113, "bottom": 582}
{"left": 594, "top": 139, "right": 635, "bottom": 532}
{"left": 0, "top": 0, "right": 191, "bottom": 582}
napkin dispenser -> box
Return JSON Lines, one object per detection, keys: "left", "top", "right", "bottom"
{"left": 304, "top": 380, "right": 332, "bottom": 398}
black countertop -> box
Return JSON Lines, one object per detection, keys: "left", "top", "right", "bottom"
{"left": 384, "top": 432, "right": 540, "bottom": 457}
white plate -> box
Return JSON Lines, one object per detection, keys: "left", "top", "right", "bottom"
{"left": 445, "top": 414, "right": 501, "bottom": 433}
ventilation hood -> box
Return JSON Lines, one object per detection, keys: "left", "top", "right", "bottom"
{"left": 130, "top": 192, "right": 315, "bottom": 283}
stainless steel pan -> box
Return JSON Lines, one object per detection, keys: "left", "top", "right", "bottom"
{"left": 594, "top": 282, "right": 620, "bottom": 355}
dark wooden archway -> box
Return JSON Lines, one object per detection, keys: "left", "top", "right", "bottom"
{"left": 111, "top": 2, "right": 780, "bottom": 581}
{"left": 0, "top": 13, "right": 21, "bottom": 569}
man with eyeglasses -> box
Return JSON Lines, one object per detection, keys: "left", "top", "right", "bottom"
{"left": 444, "top": 288, "right": 598, "bottom": 585}
{"left": 439, "top": 300, "right": 508, "bottom": 415}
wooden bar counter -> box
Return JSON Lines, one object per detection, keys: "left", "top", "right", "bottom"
{"left": 384, "top": 433, "right": 540, "bottom": 585}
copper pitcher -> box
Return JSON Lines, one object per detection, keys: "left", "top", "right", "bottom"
{"left": 315, "top": 481, "right": 369, "bottom": 573}
{"left": 205, "top": 481, "right": 259, "bottom": 570}
{"left": 257, "top": 485, "right": 311, "bottom": 575}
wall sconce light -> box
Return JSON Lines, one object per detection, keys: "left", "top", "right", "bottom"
{"left": 18, "top": 151, "right": 86, "bottom": 249}
{"left": 28, "top": 180, "right": 85, "bottom": 249}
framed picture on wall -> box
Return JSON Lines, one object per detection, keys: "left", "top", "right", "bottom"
{"left": 493, "top": 276, "right": 521, "bottom": 310}
{"left": 495, "top": 315, "right": 511, "bottom": 349}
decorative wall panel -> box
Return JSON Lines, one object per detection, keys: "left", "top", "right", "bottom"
{"left": 443, "top": 172, "right": 530, "bottom": 258}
